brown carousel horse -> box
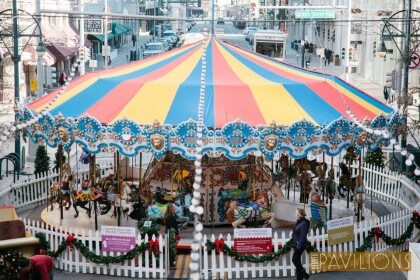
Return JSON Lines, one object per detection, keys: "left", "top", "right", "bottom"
{"left": 294, "top": 158, "right": 327, "bottom": 178}
{"left": 49, "top": 163, "right": 73, "bottom": 211}
{"left": 297, "top": 171, "right": 312, "bottom": 204}
{"left": 273, "top": 155, "right": 298, "bottom": 185}
{"left": 315, "top": 167, "right": 336, "bottom": 203}
{"left": 338, "top": 162, "right": 356, "bottom": 200}
{"left": 73, "top": 179, "right": 96, "bottom": 218}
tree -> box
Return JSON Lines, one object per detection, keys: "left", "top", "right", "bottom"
{"left": 34, "top": 145, "right": 50, "bottom": 174}
{"left": 364, "top": 147, "right": 385, "bottom": 168}
{"left": 54, "top": 144, "right": 66, "bottom": 172}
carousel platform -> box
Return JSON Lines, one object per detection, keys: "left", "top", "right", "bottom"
{"left": 41, "top": 189, "right": 377, "bottom": 249}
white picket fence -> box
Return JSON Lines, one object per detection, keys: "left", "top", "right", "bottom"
{"left": 201, "top": 209, "right": 417, "bottom": 279}
{"left": 0, "top": 158, "right": 114, "bottom": 211}
{"left": 23, "top": 218, "right": 167, "bottom": 278}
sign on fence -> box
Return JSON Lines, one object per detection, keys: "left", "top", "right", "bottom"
{"left": 234, "top": 228, "right": 272, "bottom": 254}
{"left": 101, "top": 226, "right": 136, "bottom": 252}
{"left": 327, "top": 216, "right": 355, "bottom": 246}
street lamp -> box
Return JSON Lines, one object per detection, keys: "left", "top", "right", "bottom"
{"left": 378, "top": 1, "right": 419, "bottom": 171}
{"left": 376, "top": 41, "right": 388, "bottom": 58}
{"left": 0, "top": 1, "right": 46, "bottom": 170}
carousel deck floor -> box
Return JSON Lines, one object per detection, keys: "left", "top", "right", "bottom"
{"left": 41, "top": 190, "right": 377, "bottom": 249}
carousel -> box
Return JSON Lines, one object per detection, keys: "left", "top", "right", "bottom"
{"left": 16, "top": 38, "right": 401, "bottom": 240}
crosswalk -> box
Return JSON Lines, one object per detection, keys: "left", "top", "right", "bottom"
{"left": 170, "top": 253, "right": 190, "bottom": 279}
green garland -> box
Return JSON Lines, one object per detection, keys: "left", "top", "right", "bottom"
{"left": 356, "top": 216, "right": 417, "bottom": 252}
{"left": 169, "top": 229, "right": 179, "bottom": 266}
{"left": 35, "top": 232, "right": 159, "bottom": 265}
{"left": 137, "top": 219, "right": 159, "bottom": 240}
{"left": 205, "top": 239, "right": 317, "bottom": 263}
{"left": 0, "top": 249, "right": 27, "bottom": 280}
{"left": 207, "top": 212, "right": 420, "bottom": 261}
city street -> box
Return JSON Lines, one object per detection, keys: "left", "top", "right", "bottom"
{"left": 0, "top": 1, "right": 419, "bottom": 280}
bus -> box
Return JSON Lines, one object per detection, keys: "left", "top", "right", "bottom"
{"left": 253, "top": 31, "right": 287, "bottom": 60}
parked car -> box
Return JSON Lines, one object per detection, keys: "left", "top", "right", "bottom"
{"left": 162, "top": 30, "right": 178, "bottom": 47}
{"left": 143, "top": 42, "right": 165, "bottom": 58}
{"left": 217, "top": 17, "right": 224, "bottom": 24}
{"left": 243, "top": 26, "right": 259, "bottom": 36}
{"left": 157, "top": 39, "right": 170, "bottom": 51}
{"left": 246, "top": 30, "right": 258, "bottom": 43}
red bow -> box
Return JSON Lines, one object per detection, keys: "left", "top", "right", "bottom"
{"left": 148, "top": 240, "right": 159, "bottom": 255}
{"left": 214, "top": 238, "right": 224, "bottom": 254}
{"left": 413, "top": 211, "right": 419, "bottom": 218}
{"left": 66, "top": 234, "right": 75, "bottom": 250}
{"left": 176, "top": 235, "right": 181, "bottom": 242}
{"left": 374, "top": 227, "right": 381, "bottom": 242}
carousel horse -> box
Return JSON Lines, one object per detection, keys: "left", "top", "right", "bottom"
{"left": 226, "top": 189, "right": 275, "bottom": 228}
{"left": 294, "top": 158, "right": 327, "bottom": 178}
{"left": 217, "top": 188, "right": 249, "bottom": 222}
{"left": 273, "top": 155, "right": 298, "bottom": 186}
{"left": 147, "top": 194, "right": 191, "bottom": 229}
{"left": 93, "top": 181, "right": 112, "bottom": 215}
{"left": 49, "top": 163, "right": 73, "bottom": 211}
{"left": 310, "top": 192, "right": 328, "bottom": 233}
{"left": 297, "top": 171, "right": 312, "bottom": 204}
{"left": 338, "top": 162, "right": 356, "bottom": 200}
{"left": 116, "top": 182, "right": 134, "bottom": 217}
{"left": 73, "top": 180, "right": 96, "bottom": 218}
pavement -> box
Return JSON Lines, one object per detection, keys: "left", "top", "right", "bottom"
{"left": 51, "top": 270, "right": 405, "bottom": 280}
{"left": 0, "top": 22, "right": 414, "bottom": 280}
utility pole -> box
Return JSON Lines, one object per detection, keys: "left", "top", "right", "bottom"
{"left": 211, "top": 0, "right": 215, "bottom": 36}
{"left": 300, "top": 0, "right": 305, "bottom": 68}
{"left": 80, "top": 0, "right": 85, "bottom": 75}
{"left": 104, "top": 0, "right": 109, "bottom": 70}
{"left": 345, "top": 0, "right": 351, "bottom": 82}
{"left": 12, "top": 0, "right": 21, "bottom": 169}
{"left": 401, "top": 0, "right": 412, "bottom": 171}
{"left": 36, "top": 0, "right": 43, "bottom": 98}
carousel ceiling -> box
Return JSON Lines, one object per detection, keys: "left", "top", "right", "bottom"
{"left": 21, "top": 39, "right": 401, "bottom": 160}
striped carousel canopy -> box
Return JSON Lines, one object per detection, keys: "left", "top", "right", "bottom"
{"left": 29, "top": 39, "right": 392, "bottom": 128}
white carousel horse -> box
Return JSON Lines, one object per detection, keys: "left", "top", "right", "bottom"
{"left": 226, "top": 189, "right": 275, "bottom": 228}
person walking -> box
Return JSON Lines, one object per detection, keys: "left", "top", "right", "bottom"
{"left": 164, "top": 203, "right": 179, "bottom": 235}
{"left": 20, "top": 254, "right": 54, "bottom": 280}
{"left": 292, "top": 208, "right": 310, "bottom": 280}
{"left": 132, "top": 34, "right": 137, "bottom": 47}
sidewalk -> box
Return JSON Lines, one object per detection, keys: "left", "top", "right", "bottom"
{"left": 51, "top": 268, "right": 405, "bottom": 280}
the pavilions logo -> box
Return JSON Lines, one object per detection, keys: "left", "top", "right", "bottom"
{"left": 310, "top": 252, "right": 411, "bottom": 272}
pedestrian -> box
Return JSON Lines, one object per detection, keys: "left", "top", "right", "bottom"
{"left": 164, "top": 203, "right": 179, "bottom": 235}
{"left": 132, "top": 34, "right": 137, "bottom": 47}
{"left": 324, "top": 49, "right": 328, "bottom": 66}
{"left": 58, "top": 72, "right": 66, "bottom": 86}
{"left": 292, "top": 208, "right": 310, "bottom": 280}
{"left": 20, "top": 254, "right": 54, "bottom": 280}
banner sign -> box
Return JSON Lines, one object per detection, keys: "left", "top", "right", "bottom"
{"left": 84, "top": 19, "right": 103, "bottom": 34}
{"left": 327, "top": 216, "right": 355, "bottom": 246}
{"left": 295, "top": 10, "right": 336, "bottom": 19}
{"left": 101, "top": 226, "right": 136, "bottom": 252}
{"left": 234, "top": 228, "right": 272, "bottom": 254}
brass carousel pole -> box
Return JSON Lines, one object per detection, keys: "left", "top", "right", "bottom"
{"left": 252, "top": 155, "right": 256, "bottom": 201}
{"left": 210, "top": 157, "right": 214, "bottom": 233}
{"left": 330, "top": 156, "right": 333, "bottom": 220}
{"left": 116, "top": 151, "right": 121, "bottom": 226}
{"left": 59, "top": 145, "right": 63, "bottom": 221}
{"left": 92, "top": 154, "right": 98, "bottom": 231}
{"left": 138, "top": 152, "right": 142, "bottom": 222}
{"left": 322, "top": 151, "right": 325, "bottom": 201}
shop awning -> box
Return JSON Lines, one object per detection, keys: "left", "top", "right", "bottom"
{"left": 22, "top": 46, "right": 55, "bottom": 66}
{"left": 112, "top": 22, "right": 132, "bottom": 36}
{"left": 87, "top": 33, "right": 115, "bottom": 42}
{"left": 46, "top": 45, "right": 78, "bottom": 62}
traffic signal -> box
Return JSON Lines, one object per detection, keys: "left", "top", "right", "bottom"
{"left": 373, "top": 41, "right": 376, "bottom": 57}
{"left": 385, "top": 71, "right": 394, "bottom": 89}
{"left": 79, "top": 48, "right": 84, "bottom": 62}
{"left": 341, "top": 48, "right": 345, "bottom": 60}
{"left": 348, "top": 47, "right": 353, "bottom": 60}
{"left": 84, "top": 47, "right": 91, "bottom": 61}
